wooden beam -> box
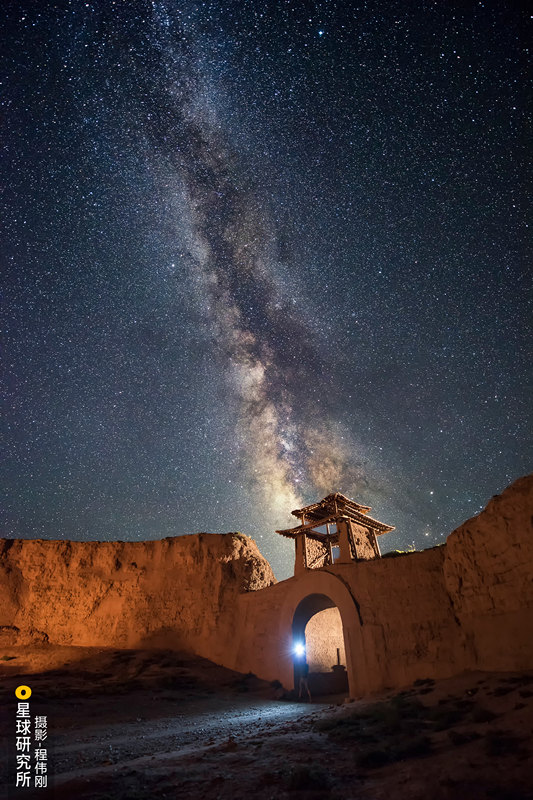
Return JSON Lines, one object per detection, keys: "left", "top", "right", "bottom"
{"left": 276, "top": 514, "right": 344, "bottom": 536}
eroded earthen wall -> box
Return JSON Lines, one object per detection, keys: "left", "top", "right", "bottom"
{"left": 229, "top": 475, "right": 533, "bottom": 694}
{"left": 443, "top": 474, "right": 533, "bottom": 672}
{"left": 0, "top": 533, "right": 275, "bottom": 667}
{"left": 230, "top": 545, "right": 462, "bottom": 693}
{"left": 1, "top": 475, "right": 531, "bottom": 696}
{"left": 350, "top": 522, "right": 377, "bottom": 560}
{"left": 305, "top": 607, "right": 346, "bottom": 671}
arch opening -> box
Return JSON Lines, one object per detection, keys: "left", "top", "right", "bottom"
{"left": 292, "top": 593, "right": 349, "bottom": 698}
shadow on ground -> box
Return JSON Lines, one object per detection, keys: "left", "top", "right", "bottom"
{"left": 1, "top": 646, "right": 532, "bottom": 800}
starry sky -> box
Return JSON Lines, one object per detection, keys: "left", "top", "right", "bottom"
{"left": 2, "top": 0, "right": 531, "bottom": 580}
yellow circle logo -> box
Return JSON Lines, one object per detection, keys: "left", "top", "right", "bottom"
{"left": 15, "top": 685, "right": 32, "bottom": 700}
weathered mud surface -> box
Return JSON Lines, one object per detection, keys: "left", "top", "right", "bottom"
{"left": 1, "top": 647, "right": 532, "bottom": 800}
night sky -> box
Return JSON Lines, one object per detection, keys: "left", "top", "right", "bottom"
{"left": 2, "top": 0, "right": 531, "bottom": 579}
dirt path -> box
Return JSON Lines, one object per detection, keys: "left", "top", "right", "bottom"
{"left": 49, "top": 697, "right": 326, "bottom": 789}
{"left": 1, "top": 646, "right": 532, "bottom": 800}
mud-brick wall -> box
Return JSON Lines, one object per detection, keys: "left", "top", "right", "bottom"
{"left": 337, "top": 546, "right": 464, "bottom": 692}
{"left": 1, "top": 476, "right": 531, "bottom": 697}
{"left": 346, "top": 474, "right": 533, "bottom": 685}
{"left": 0, "top": 533, "right": 275, "bottom": 666}
{"left": 230, "top": 475, "right": 533, "bottom": 695}
{"left": 305, "top": 608, "right": 346, "bottom": 672}
{"left": 231, "top": 579, "right": 290, "bottom": 682}
{"left": 443, "top": 474, "right": 533, "bottom": 672}
{"left": 230, "top": 547, "right": 462, "bottom": 695}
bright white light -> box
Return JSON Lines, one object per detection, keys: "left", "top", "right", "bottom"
{"left": 293, "top": 642, "right": 305, "bottom": 657}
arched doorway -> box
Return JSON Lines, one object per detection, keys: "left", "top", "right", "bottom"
{"left": 277, "top": 569, "right": 369, "bottom": 698}
{"left": 292, "top": 593, "right": 349, "bottom": 697}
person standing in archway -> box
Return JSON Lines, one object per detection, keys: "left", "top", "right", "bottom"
{"left": 298, "top": 659, "right": 311, "bottom": 702}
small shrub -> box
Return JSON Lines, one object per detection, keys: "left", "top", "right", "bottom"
{"left": 454, "top": 699, "right": 476, "bottom": 711}
{"left": 381, "top": 550, "right": 409, "bottom": 559}
{"left": 394, "top": 735, "right": 432, "bottom": 760}
{"left": 286, "top": 765, "right": 330, "bottom": 791}
{"left": 427, "top": 706, "right": 466, "bottom": 731}
{"left": 448, "top": 729, "right": 482, "bottom": 746}
{"left": 356, "top": 736, "right": 432, "bottom": 769}
{"left": 484, "top": 730, "right": 523, "bottom": 757}
{"left": 316, "top": 696, "right": 426, "bottom": 740}
{"left": 492, "top": 686, "right": 514, "bottom": 697}
{"left": 501, "top": 674, "right": 533, "bottom": 687}
{"left": 471, "top": 706, "right": 498, "bottom": 723}
{"left": 357, "top": 749, "right": 390, "bottom": 769}
{"left": 315, "top": 714, "right": 375, "bottom": 741}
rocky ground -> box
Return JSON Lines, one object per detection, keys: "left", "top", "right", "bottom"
{"left": 1, "top": 646, "right": 532, "bottom": 800}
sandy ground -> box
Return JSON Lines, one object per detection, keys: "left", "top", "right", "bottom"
{"left": 1, "top": 646, "right": 532, "bottom": 800}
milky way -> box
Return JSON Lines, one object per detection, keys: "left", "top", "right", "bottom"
{"left": 2, "top": 1, "right": 531, "bottom": 578}
{"left": 142, "top": 20, "right": 377, "bottom": 522}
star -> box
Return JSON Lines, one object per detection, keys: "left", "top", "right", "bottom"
{"left": 1, "top": 0, "right": 530, "bottom": 580}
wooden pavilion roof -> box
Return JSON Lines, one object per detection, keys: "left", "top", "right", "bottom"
{"left": 292, "top": 492, "right": 371, "bottom": 522}
{"left": 276, "top": 492, "right": 394, "bottom": 539}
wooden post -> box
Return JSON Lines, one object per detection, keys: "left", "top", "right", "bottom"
{"left": 294, "top": 535, "right": 307, "bottom": 575}
{"left": 336, "top": 517, "right": 352, "bottom": 563}
{"left": 327, "top": 538, "right": 333, "bottom": 565}
{"left": 347, "top": 519, "right": 357, "bottom": 559}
